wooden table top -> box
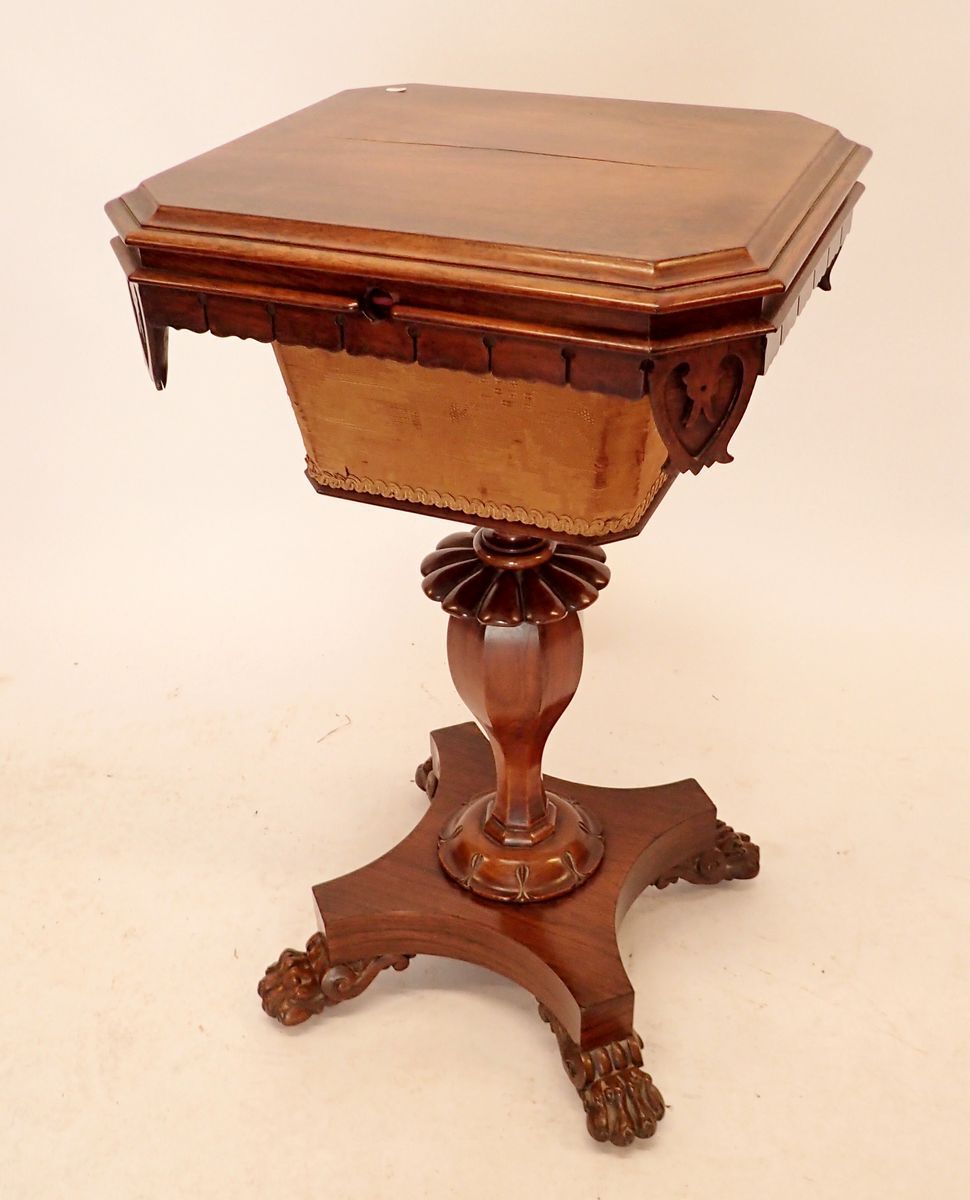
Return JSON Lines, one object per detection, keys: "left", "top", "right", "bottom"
{"left": 110, "top": 85, "right": 869, "bottom": 317}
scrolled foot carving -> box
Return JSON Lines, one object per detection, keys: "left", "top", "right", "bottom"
{"left": 539, "top": 1005, "right": 665, "bottom": 1146}
{"left": 258, "top": 931, "right": 412, "bottom": 1026}
{"left": 654, "top": 820, "right": 760, "bottom": 889}
{"left": 414, "top": 756, "right": 438, "bottom": 800}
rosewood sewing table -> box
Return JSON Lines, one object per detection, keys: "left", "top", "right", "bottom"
{"left": 107, "top": 84, "right": 869, "bottom": 1147}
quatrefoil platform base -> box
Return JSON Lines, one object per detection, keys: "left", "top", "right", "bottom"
{"left": 258, "top": 721, "right": 759, "bottom": 1147}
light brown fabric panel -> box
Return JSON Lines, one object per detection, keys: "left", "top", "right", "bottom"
{"left": 273, "top": 344, "right": 669, "bottom": 537}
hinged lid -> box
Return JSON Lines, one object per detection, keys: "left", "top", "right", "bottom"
{"left": 109, "top": 84, "right": 870, "bottom": 318}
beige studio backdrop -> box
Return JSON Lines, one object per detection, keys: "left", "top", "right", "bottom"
{"left": 2, "top": 2, "right": 968, "bottom": 1197}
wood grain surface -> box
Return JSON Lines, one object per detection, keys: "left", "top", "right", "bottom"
{"left": 313, "top": 722, "right": 718, "bottom": 1047}
{"left": 121, "top": 84, "right": 867, "bottom": 298}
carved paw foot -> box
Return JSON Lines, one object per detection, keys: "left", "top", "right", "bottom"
{"left": 258, "top": 931, "right": 412, "bottom": 1026}
{"left": 539, "top": 1005, "right": 665, "bottom": 1146}
{"left": 414, "top": 756, "right": 438, "bottom": 800}
{"left": 654, "top": 819, "right": 760, "bottom": 888}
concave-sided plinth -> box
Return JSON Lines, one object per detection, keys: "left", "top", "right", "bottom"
{"left": 258, "top": 723, "right": 758, "bottom": 1145}
{"left": 311, "top": 721, "right": 723, "bottom": 1043}
{"left": 258, "top": 531, "right": 760, "bottom": 1146}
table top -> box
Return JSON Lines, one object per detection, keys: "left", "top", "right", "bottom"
{"left": 111, "top": 84, "right": 869, "bottom": 316}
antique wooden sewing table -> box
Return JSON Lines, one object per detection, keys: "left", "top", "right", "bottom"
{"left": 107, "top": 84, "right": 869, "bottom": 1146}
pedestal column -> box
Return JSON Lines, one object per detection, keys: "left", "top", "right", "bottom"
{"left": 420, "top": 528, "right": 610, "bottom": 902}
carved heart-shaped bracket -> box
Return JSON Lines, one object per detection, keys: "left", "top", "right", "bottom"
{"left": 647, "top": 339, "right": 763, "bottom": 474}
